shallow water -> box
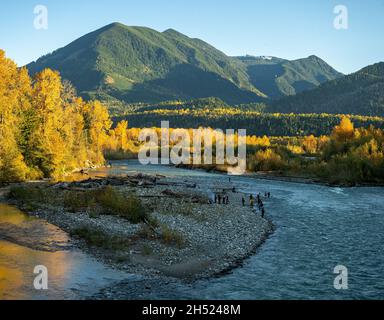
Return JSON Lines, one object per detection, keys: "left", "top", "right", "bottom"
{"left": 0, "top": 204, "right": 129, "bottom": 300}
{"left": 1, "top": 160, "right": 384, "bottom": 299}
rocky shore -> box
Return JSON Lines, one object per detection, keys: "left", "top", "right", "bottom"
{"left": 4, "top": 172, "right": 274, "bottom": 298}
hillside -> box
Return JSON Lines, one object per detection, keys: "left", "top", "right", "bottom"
{"left": 235, "top": 55, "right": 343, "bottom": 99}
{"left": 114, "top": 102, "right": 384, "bottom": 137}
{"left": 270, "top": 62, "right": 384, "bottom": 116}
{"left": 27, "top": 23, "right": 265, "bottom": 105}
{"left": 27, "top": 23, "right": 342, "bottom": 106}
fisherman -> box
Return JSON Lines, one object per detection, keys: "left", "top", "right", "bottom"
{"left": 214, "top": 194, "right": 217, "bottom": 204}
{"left": 225, "top": 195, "right": 229, "bottom": 205}
{"left": 268, "top": 192, "right": 271, "bottom": 198}
{"left": 261, "top": 207, "right": 265, "bottom": 218}
{"left": 242, "top": 196, "right": 245, "bottom": 207}
{"left": 218, "top": 194, "right": 222, "bottom": 205}
{"left": 250, "top": 198, "right": 254, "bottom": 209}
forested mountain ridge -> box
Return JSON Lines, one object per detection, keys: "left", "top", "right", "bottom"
{"left": 27, "top": 22, "right": 342, "bottom": 106}
{"left": 235, "top": 55, "right": 343, "bottom": 98}
{"left": 112, "top": 97, "right": 384, "bottom": 137}
{"left": 27, "top": 23, "right": 265, "bottom": 105}
{"left": 270, "top": 62, "right": 384, "bottom": 116}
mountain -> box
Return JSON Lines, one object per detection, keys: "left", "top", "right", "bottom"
{"left": 235, "top": 55, "right": 343, "bottom": 99}
{"left": 269, "top": 62, "right": 384, "bottom": 116}
{"left": 27, "top": 22, "right": 342, "bottom": 105}
{"left": 27, "top": 23, "right": 265, "bottom": 105}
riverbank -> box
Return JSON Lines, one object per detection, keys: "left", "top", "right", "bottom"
{"left": 174, "top": 163, "right": 384, "bottom": 187}
{"left": 4, "top": 173, "right": 274, "bottom": 284}
{"left": 248, "top": 171, "right": 384, "bottom": 187}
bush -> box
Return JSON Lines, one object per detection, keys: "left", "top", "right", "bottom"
{"left": 8, "top": 185, "right": 53, "bottom": 204}
{"left": 10, "top": 185, "right": 148, "bottom": 224}
{"left": 137, "top": 221, "right": 185, "bottom": 248}
{"left": 63, "top": 191, "right": 95, "bottom": 212}
{"left": 94, "top": 186, "right": 148, "bottom": 223}
{"left": 160, "top": 224, "right": 185, "bottom": 248}
{"left": 136, "top": 224, "right": 157, "bottom": 240}
{"left": 70, "top": 226, "right": 130, "bottom": 250}
{"left": 248, "top": 148, "right": 286, "bottom": 171}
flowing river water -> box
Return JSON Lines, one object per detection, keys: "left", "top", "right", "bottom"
{"left": 1, "top": 160, "right": 384, "bottom": 300}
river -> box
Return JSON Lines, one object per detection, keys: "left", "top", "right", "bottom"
{"left": 1, "top": 160, "right": 384, "bottom": 299}
{"left": 0, "top": 205, "right": 134, "bottom": 300}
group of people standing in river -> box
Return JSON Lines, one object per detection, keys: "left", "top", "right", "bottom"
{"left": 242, "top": 192, "right": 270, "bottom": 218}
{"left": 212, "top": 180, "right": 270, "bottom": 219}
{"left": 214, "top": 193, "right": 230, "bottom": 205}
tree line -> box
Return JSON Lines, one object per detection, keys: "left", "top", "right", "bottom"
{"left": 114, "top": 104, "right": 384, "bottom": 137}
{"left": 2, "top": 50, "right": 383, "bottom": 185}
{"left": 0, "top": 50, "right": 111, "bottom": 182}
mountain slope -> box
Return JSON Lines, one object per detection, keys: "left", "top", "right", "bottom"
{"left": 235, "top": 55, "right": 343, "bottom": 99}
{"left": 269, "top": 62, "right": 384, "bottom": 116}
{"left": 27, "top": 23, "right": 265, "bottom": 105}
{"left": 27, "top": 22, "right": 343, "bottom": 106}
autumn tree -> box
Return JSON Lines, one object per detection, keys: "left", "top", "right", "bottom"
{"left": 82, "top": 100, "right": 112, "bottom": 164}
{"left": 114, "top": 120, "right": 128, "bottom": 150}
{"left": 332, "top": 116, "right": 355, "bottom": 142}
{"left": 0, "top": 50, "right": 29, "bottom": 182}
{"left": 302, "top": 135, "right": 318, "bottom": 154}
{"left": 0, "top": 50, "right": 113, "bottom": 182}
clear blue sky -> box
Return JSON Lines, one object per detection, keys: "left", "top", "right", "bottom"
{"left": 1, "top": 0, "right": 383, "bottom": 74}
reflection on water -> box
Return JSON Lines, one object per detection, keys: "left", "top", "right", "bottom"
{"left": 0, "top": 204, "right": 72, "bottom": 252}
{"left": 0, "top": 204, "right": 127, "bottom": 300}
{"left": 0, "top": 205, "right": 36, "bottom": 225}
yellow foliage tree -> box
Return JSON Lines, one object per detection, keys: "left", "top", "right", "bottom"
{"left": 0, "top": 50, "right": 29, "bottom": 181}
{"left": 82, "top": 100, "right": 112, "bottom": 164}
{"left": 0, "top": 49, "right": 113, "bottom": 182}
{"left": 332, "top": 116, "right": 355, "bottom": 142}
{"left": 302, "top": 135, "right": 318, "bottom": 154}
{"left": 248, "top": 148, "right": 285, "bottom": 171}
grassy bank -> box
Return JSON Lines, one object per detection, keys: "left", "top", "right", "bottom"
{"left": 9, "top": 185, "right": 148, "bottom": 224}
{"left": 7, "top": 182, "right": 186, "bottom": 255}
